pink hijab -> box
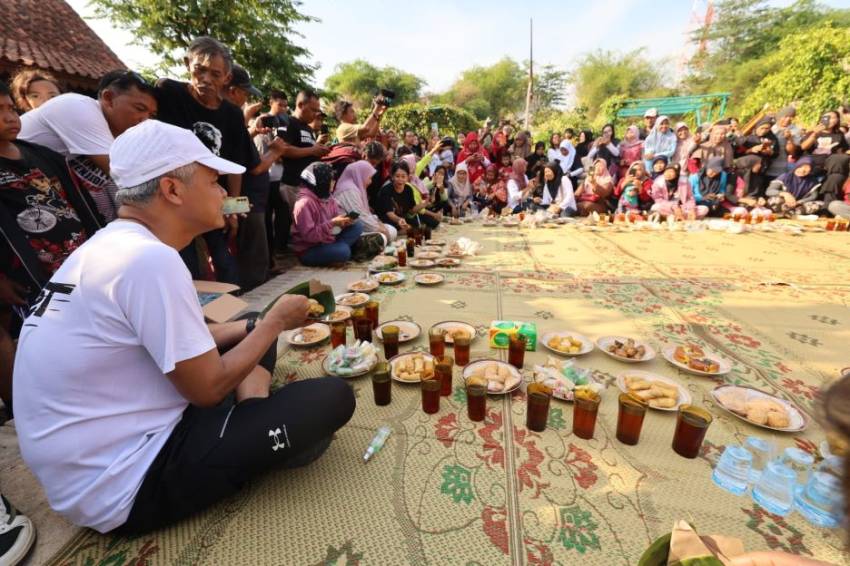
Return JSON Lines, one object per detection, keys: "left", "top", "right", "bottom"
{"left": 401, "top": 154, "right": 429, "bottom": 197}
{"left": 334, "top": 160, "right": 375, "bottom": 211}
{"left": 509, "top": 158, "right": 528, "bottom": 190}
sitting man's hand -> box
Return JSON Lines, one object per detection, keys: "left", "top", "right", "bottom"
{"left": 265, "top": 295, "right": 309, "bottom": 331}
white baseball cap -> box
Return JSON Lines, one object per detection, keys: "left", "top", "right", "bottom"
{"left": 110, "top": 119, "right": 246, "bottom": 189}
{"left": 644, "top": 108, "right": 658, "bottom": 118}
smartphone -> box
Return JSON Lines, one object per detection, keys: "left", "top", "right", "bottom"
{"left": 346, "top": 211, "right": 360, "bottom": 220}
{"left": 222, "top": 196, "right": 250, "bottom": 215}
{"left": 275, "top": 126, "right": 288, "bottom": 138}
{"left": 320, "top": 124, "right": 329, "bottom": 135}
{"left": 821, "top": 114, "right": 831, "bottom": 127}
{"left": 260, "top": 115, "right": 276, "bottom": 129}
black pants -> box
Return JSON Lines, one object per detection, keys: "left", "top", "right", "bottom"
{"left": 114, "top": 324, "right": 356, "bottom": 534}
{"left": 265, "top": 181, "right": 290, "bottom": 262}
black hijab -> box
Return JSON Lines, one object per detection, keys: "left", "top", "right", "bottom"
{"left": 301, "top": 162, "right": 334, "bottom": 199}
{"left": 543, "top": 162, "right": 563, "bottom": 200}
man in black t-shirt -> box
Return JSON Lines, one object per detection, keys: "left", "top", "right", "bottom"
{"left": 279, "top": 90, "right": 330, "bottom": 214}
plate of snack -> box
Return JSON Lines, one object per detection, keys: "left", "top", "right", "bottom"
{"left": 541, "top": 331, "right": 594, "bottom": 357}
{"left": 322, "top": 341, "right": 378, "bottom": 378}
{"left": 375, "top": 271, "right": 406, "bottom": 285}
{"left": 417, "top": 251, "right": 441, "bottom": 260}
{"left": 286, "top": 323, "right": 330, "bottom": 346}
{"left": 409, "top": 259, "right": 436, "bottom": 269}
{"left": 347, "top": 279, "right": 379, "bottom": 293}
{"left": 502, "top": 220, "right": 520, "bottom": 227}
{"left": 532, "top": 356, "right": 603, "bottom": 401}
{"left": 420, "top": 245, "right": 443, "bottom": 253}
{"left": 307, "top": 298, "right": 327, "bottom": 318}
{"left": 324, "top": 306, "right": 353, "bottom": 323}
{"left": 435, "top": 258, "right": 461, "bottom": 268}
{"left": 426, "top": 240, "right": 447, "bottom": 246}
{"left": 662, "top": 344, "right": 732, "bottom": 376}
{"left": 335, "top": 292, "right": 370, "bottom": 308}
{"left": 712, "top": 385, "right": 806, "bottom": 432}
{"left": 369, "top": 255, "right": 399, "bottom": 272}
{"left": 389, "top": 352, "right": 436, "bottom": 383}
{"left": 376, "top": 320, "right": 421, "bottom": 343}
{"left": 431, "top": 321, "right": 477, "bottom": 344}
{"left": 597, "top": 336, "right": 655, "bottom": 363}
{"left": 617, "top": 371, "right": 690, "bottom": 411}
{"left": 463, "top": 360, "right": 522, "bottom": 394}
{"left": 414, "top": 272, "right": 445, "bottom": 286}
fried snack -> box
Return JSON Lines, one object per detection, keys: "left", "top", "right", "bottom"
{"left": 623, "top": 374, "right": 678, "bottom": 408}
{"left": 468, "top": 362, "right": 519, "bottom": 393}
{"left": 767, "top": 411, "right": 790, "bottom": 428}
{"left": 548, "top": 335, "right": 585, "bottom": 354}
{"left": 827, "top": 430, "right": 849, "bottom": 457}
{"left": 308, "top": 298, "right": 324, "bottom": 316}
{"left": 300, "top": 327, "right": 320, "bottom": 342}
{"left": 688, "top": 358, "right": 720, "bottom": 373}
{"left": 394, "top": 354, "right": 435, "bottom": 381}
{"left": 608, "top": 338, "right": 646, "bottom": 360}
{"left": 746, "top": 406, "right": 769, "bottom": 425}
{"left": 350, "top": 280, "right": 373, "bottom": 291}
{"left": 378, "top": 273, "right": 399, "bottom": 283}
{"left": 716, "top": 388, "right": 748, "bottom": 414}
{"left": 339, "top": 294, "right": 364, "bottom": 306}
{"left": 649, "top": 397, "right": 677, "bottom": 409}
{"left": 327, "top": 310, "right": 349, "bottom": 321}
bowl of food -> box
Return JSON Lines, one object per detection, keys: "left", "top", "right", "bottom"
{"left": 532, "top": 356, "right": 603, "bottom": 401}
{"left": 597, "top": 336, "right": 655, "bottom": 363}
{"left": 712, "top": 384, "right": 806, "bottom": 432}
{"left": 389, "top": 352, "right": 436, "bottom": 383}
{"left": 541, "top": 331, "right": 594, "bottom": 356}
{"left": 463, "top": 360, "right": 522, "bottom": 395}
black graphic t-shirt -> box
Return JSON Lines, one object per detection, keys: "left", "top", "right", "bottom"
{"left": 279, "top": 115, "right": 316, "bottom": 186}
{"left": 0, "top": 142, "right": 89, "bottom": 286}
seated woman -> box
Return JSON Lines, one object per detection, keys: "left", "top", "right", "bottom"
{"left": 650, "top": 163, "right": 708, "bottom": 219}
{"left": 531, "top": 162, "right": 577, "bottom": 216}
{"left": 474, "top": 164, "right": 508, "bottom": 214}
{"left": 449, "top": 162, "right": 475, "bottom": 217}
{"left": 613, "top": 161, "right": 652, "bottom": 211}
{"left": 618, "top": 125, "right": 643, "bottom": 180}
{"left": 291, "top": 163, "right": 364, "bottom": 266}
{"left": 526, "top": 141, "right": 548, "bottom": 174}
{"left": 400, "top": 154, "right": 441, "bottom": 228}
{"left": 333, "top": 160, "right": 397, "bottom": 245}
{"left": 376, "top": 161, "right": 432, "bottom": 232}
{"left": 588, "top": 123, "right": 620, "bottom": 180}
{"left": 425, "top": 165, "right": 453, "bottom": 216}
{"left": 823, "top": 153, "right": 850, "bottom": 218}
{"left": 574, "top": 158, "right": 614, "bottom": 216}
{"left": 800, "top": 110, "right": 849, "bottom": 174}
{"left": 724, "top": 155, "right": 769, "bottom": 217}
{"left": 689, "top": 157, "right": 734, "bottom": 217}
{"left": 650, "top": 155, "right": 669, "bottom": 180}
{"left": 506, "top": 158, "right": 537, "bottom": 213}
{"left": 642, "top": 116, "right": 676, "bottom": 172}
{"left": 765, "top": 156, "right": 824, "bottom": 216}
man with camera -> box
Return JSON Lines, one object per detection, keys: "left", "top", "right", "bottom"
{"left": 334, "top": 91, "right": 390, "bottom": 145}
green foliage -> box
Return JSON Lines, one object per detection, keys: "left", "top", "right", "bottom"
{"left": 324, "top": 59, "right": 425, "bottom": 110}
{"left": 532, "top": 64, "right": 569, "bottom": 111}
{"left": 740, "top": 25, "right": 850, "bottom": 124}
{"left": 88, "top": 0, "right": 317, "bottom": 91}
{"left": 531, "top": 107, "right": 589, "bottom": 143}
{"left": 379, "top": 103, "right": 479, "bottom": 137}
{"left": 441, "top": 58, "right": 527, "bottom": 120}
{"left": 570, "top": 49, "right": 663, "bottom": 120}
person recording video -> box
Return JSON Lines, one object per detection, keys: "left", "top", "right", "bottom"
{"left": 334, "top": 89, "right": 392, "bottom": 145}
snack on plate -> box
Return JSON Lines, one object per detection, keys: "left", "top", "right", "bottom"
{"left": 394, "top": 353, "right": 435, "bottom": 382}
{"left": 326, "top": 341, "right": 377, "bottom": 376}
{"left": 446, "top": 328, "right": 470, "bottom": 341}
{"left": 308, "top": 298, "right": 325, "bottom": 317}
{"left": 327, "top": 310, "right": 350, "bottom": 322}
{"left": 467, "top": 362, "right": 521, "bottom": 393}
{"left": 623, "top": 374, "right": 678, "bottom": 409}
{"left": 377, "top": 272, "right": 401, "bottom": 283}
{"left": 339, "top": 294, "right": 365, "bottom": 306}
{"left": 533, "top": 356, "right": 602, "bottom": 400}
{"left": 608, "top": 338, "right": 646, "bottom": 360}
{"left": 416, "top": 273, "right": 443, "bottom": 284}
{"left": 295, "top": 327, "right": 321, "bottom": 343}
{"left": 349, "top": 280, "right": 375, "bottom": 291}
{"left": 548, "top": 335, "right": 585, "bottom": 354}
{"left": 673, "top": 344, "right": 720, "bottom": 373}
{"left": 715, "top": 388, "right": 791, "bottom": 428}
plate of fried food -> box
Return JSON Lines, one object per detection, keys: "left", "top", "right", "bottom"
{"left": 663, "top": 344, "right": 732, "bottom": 376}
{"left": 414, "top": 272, "right": 445, "bottom": 286}
{"left": 389, "top": 352, "right": 437, "bottom": 383}
{"left": 307, "top": 298, "right": 327, "bottom": 318}
{"left": 409, "top": 259, "right": 436, "bottom": 269}
{"left": 375, "top": 271, "right": 406, "bottom": 285}
{"left": 286, "top": 323, "right": 331, "bottom": 346}
{"left": 426, "top": 240, "right": 447, "bottom": 246}
{"left": 435, "top": 258, "right": 461, "bottom": 268}
{"left": 533, "top": 356, "right": 603, "bottom": 401}
{"left": 463, "top": 360, "right": 522, "bottom": 394}
{"left": 446, "top": 241, "right": 466, "bottom": 257}
{"left": 417, "top": 251, "right": 441, "bottom": 260}
{"left": 431, "top": 321, "right": 477, "bottom": 344}
{"left": 376, "top": 320, "right": 421, "bottom": 343}
{"left": 541, "top": 331, "right": 594, "bottom": 357}
{"left": 617, "top": 371, "right": 690, "bottom": 411}
{"left": 347, "top": 279, "right": 379, "bottom": 293}
{"left": 335, "top": 292, "right": 370, "bottom": 308}
{"left": 597, "top": 336, "right": 655, "bottom": 363}
{"left": 712, "top": 384, "right": 806, "bottom": 432}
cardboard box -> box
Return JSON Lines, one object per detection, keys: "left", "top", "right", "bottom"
{"left": 193, "top": 281, "right": 248, "bottom": 323}
{"left": 488, "top": 321, "right": 537, "bottom": 351}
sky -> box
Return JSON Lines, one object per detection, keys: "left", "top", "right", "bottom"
{"left": 67, "top": 0, "right": 850, "bottom": 93}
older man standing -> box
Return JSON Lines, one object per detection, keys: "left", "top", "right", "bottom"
{"left": 13, "top": 120, "right": 355, "bottom": 534}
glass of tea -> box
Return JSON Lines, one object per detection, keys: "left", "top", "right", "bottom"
{"left": 397, "top": 246, "right": 407, "bottom": 266}
{"left": 330, "top": 320, "right": 347, "bottom": 348}
{"left": 572, "top": 390, "right": 601, "bottom": 440}
{"left": 372, "top": 362, "right": 391, "bottom": 406}
{"left": 414, "top": 229, "right": 424, "bottom": 246}
{"left": 381, "top": 324, "right": 400, "bottom": 359}
{"left": 672, "top": 405, "right": 713, "bottom": 459}
{"left": 354, "top": 317, "right": 372, "bottom": 343}
{"left": 406, "top": 237, "right": 415, "bottom": 257}
{"left": 365, "top": 301, "right": 380, "bottom": 329}
{"left": 526, "top": 382, "right": 552, "bottom": 432}
{"left": 453, "top": 332, "right": 471, "bottom": 366}
{"left": 421, "top": 376, "right": 441, "bottom": 414}
{"left": 423, "top": 224, "right": 432, "bottom": 241}
{"left": 429, "top": 327, "right": 446, "bottom": 357}
{"left": 616, "top": 393, "right": 647, "bottom": 446}
{"left": 467, "top": 383, "right": 487, "bottom": 422}
{"left": 436, "top": 356, "right": 454, "bottom": 396}
{"left": 508, "top": 334, "right": 527, "bottom": 369}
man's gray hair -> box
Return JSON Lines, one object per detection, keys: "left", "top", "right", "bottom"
{"left": 186, "top": 36, "right": 233, "bottom": 72}
{"left": 115, "top": 163, "right": 198, "bottom": 206}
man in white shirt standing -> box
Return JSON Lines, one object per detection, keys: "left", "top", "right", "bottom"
{"left": 13, "top": 120, "right": 355, "bottom": 534}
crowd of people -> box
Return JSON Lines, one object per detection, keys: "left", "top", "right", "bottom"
{"left": 0, "top": 34, "right": 849, "bottom": 566}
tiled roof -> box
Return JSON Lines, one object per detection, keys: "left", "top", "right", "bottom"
{"left": 0, "top": 0, "right": 125, "bottom": 81}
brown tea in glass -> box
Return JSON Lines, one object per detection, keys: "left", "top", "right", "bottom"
{"left": 616, "top": 393, "right": 647, "bottom": 446}
{"left": 508, "top": 334, "right": 527, "bottom": 369}
{"left": 372, "top": 362, "right": 391, "bottom": 406}
{"left": 406, "top": 237, "right": 415, "bottom": 257}
{"left": 467, "top": 384, "right": 486, "bottom": 422}
{"left": 354, "top": 317, "right": 372, "bottom": 343}
{"left": 572, "top": 391, "right": 601, "bottom": 440}
{"left": 428, "top": 327, "right": 446, "bottom": 357}
{"left": 672, "top": 405, "right": 713, "bottom": 459}
{"left": 414, "top": 229, "right": 424, "bottom": 246}
{"left": 421, "top": 377, "right": 440, "bottom": 414}
{"left": 381, "top": 325, "right": 399, "bottom": 359}
{"left": 423, "top": 224, "right": 432, "bottom": 241}
{"left": 397, "top": 246, "right": 407, "bottom": 266}
{"left": 526, "top": 382, "right": 552, "bottom": 432}
{"left": 453, "top": 332, "right": 471, "bottom": 366}
{"left": 365, "top": 300, "right": 379, "bottom": 329}
{"left": 436, "top": 356, "right": 453, "bottom": 396}
{"left": 330, "top": 320, "right": 347, "bottom": 348}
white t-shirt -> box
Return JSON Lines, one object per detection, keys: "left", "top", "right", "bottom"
{"left": 13, "top": 220, "right": 216, "bottom": 533}
{"left": 19, "top": 93, "right": 114, "bottom": 157}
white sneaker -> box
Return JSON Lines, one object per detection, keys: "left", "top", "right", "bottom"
{"left": 0, "top": 495, "right": 35, "bottom": 566}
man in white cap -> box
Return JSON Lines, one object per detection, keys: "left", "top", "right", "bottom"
{"left": 640, "top": 108, "right": 658, "bottom": 140}
{"left": 12, "top": 120, "right": 355, "bottom": 534}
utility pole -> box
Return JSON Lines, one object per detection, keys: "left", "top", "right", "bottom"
{"left": 524, "top": 18, "right": 533, "bottom": 130}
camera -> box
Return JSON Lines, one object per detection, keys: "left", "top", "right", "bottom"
{"left": 376, "top": 88, "right": 395, "bottom": 107}
{"left": 821, "top": 114, "right": 831, "bottom": 127}
{"left": 275, "top": 126, "right": 288, "bottom": 139}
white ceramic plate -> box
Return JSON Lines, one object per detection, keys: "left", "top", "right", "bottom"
{"left": 347, "top": 279, "right": 379, "bottom": 293}
{"left": 435, "top": 258, "right": 461, "bottom": 268}
{"left": 661, "top": 345, "right": 732, "bottom": 377}
{"left": 420, "top": 245, "right": 443, "bottom": 253}
{"left": 409, "top": 259, "right": 436, "bottom": 269}
{"left": 596, "top": 336, "right": 656, "bottom": 363}
{"left": 368, "top": 256, "right": 399, "bottom": 272}
{"left": 417, "top": 251, "right": 441, "bottom": 260}
{"left": 462, "top": 360, "right": 522, "bottom": 395}
{"left": 414, "top": 272, "right": 445, "bottom": 286}
{"left": 324, "top": 305, "right": 352, "bottom": 322}
{"left": 389, "top": 352, "right": 437, "bottom": 383}
{"left": 431, "top": 321, "right": 477, "bottom": 344}
{"left": 335, "top": 292, "right": 370, "bottom": 308}
{"left": 374, "top": 271, "right": 406, "bottom": 285}
{"left": 426, "top": 240, "right": 447, "bottom": 246}
{"left": 502, "top": 221, "right": 519, "bottom": 227}
{"left": 711, "top": 384, "right": 807, "bottom": 432}
{"left": 321, "top": 351, "right": 377, "bottom": 378}
{"left": 375, "top": 320, "right": 421, "bottom": 343}
{"left": 285, "top": 323, "right": 330, "bottom": 346}
{"left": 541, "top": 331, "right": 594, "bottom": 357}
{"left": 616, "top": 370, "right": 691, "bottom": 412}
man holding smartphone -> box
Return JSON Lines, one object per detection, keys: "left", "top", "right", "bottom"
{"left": 278, "top": 90, "right": 330, "bottom": 215}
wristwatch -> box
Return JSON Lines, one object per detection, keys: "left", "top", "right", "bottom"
{"left": 246, "top": 316, "right": 258, "bottom": 334}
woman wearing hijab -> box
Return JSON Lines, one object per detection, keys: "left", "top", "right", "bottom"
{"left": 588, "top": 123, "right": 620, "bottom": 177}
{"left": 801, "top": 110, "right": 849, "bottom": 173}
{"left": 650, "top": 163, "right": 708, "bottom": 219}
{"left": 618, "top": 125, "right": 643, "bottom": 180}
{"left": 474, "top": 164, "right": 508, "bottom": 214}
{"left": 291, "top": 162, "right": 364, "bottom": 266}
{"left": 490, "top": 131, "right": 508, "bottom": 166}
{"left": 822, "top": 153, "right": 850, "bottom": 217}
{"left": 555, "top": 139, "right": 577, "bottom": 176}
{"left": 614, "top": 161, "right": 653, "bottom": 211}
{"left": 671, "top": 123, "right": 695, "bottom": 169}
{"left": 456, "top": 132, "right": 491, "bottom": 183}
{"left": 506, "top": 158, "right": 536, "bottom": 213}
{"left": 571, "top": 130, "right": 593, "bottom": 179}
{"left": 689, "top": 156, "right": 734, "bottom": 217}
{"left": 690, "top": 124, "right": 735, "bottom": 172}
{"left": 448, "top": 161, "right": 474, "bottom": 217}
{"left": 334, "top": 160, "right": 397, "bottom": 244}
{"left": 510, "top": 131, "right": 532, "bottom": 160}
{"left": 574, "top": 158, "right": 614, "bottom": 216}
{"left": 643, "top": 116, "right": 677, "bottom": 172}
{"left": 765, "top": 156, "right": 824, "bottom": 216}
{"left": 532, "top": 162, "right": 577, "bottom": 216}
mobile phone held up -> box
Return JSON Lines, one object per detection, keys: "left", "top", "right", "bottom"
{"left": 260, "top": 115, "right": 277, "bottom": 129}
{"left": 376, "top": 88, "right": 395, "bottom": 107}
{"left": 346, "top": 211, "right": 360, "bottom": 220}
{"left": 222, "top": 196, "right": 251, "bottom": 215}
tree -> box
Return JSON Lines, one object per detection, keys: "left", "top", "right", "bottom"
{"left": 569, "top": 49, "right": 664, "bottom": 120}
{"left": 441, "top": 58, "right": 527, "bottom": 121}
{"left": 324, "top": 60, "right": 425, "bottom": 109}
{"left": 88, "top": 0, "right": 317, "bottom": 91}
{"left": 532, "top": 64, "right": 569, "bottom": 111}
{"left": 379, "top": 103, "right": 479, "bottom": 138}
